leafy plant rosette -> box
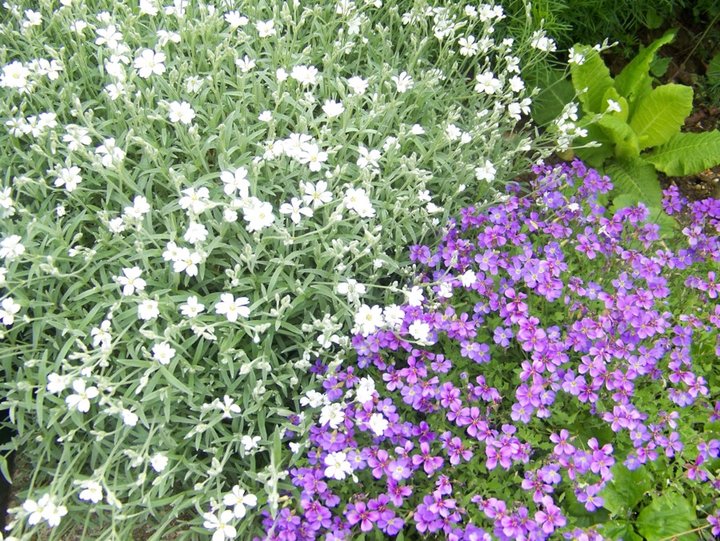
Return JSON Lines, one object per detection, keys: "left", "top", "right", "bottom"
{"left": 0, "top": 0, "right": 562, "bottom": 538}
{"left": 562, "top": 29, "right": 720, "bottom": 208}
{"left": 260, "top": 160, "right": 720, "bottom": 540}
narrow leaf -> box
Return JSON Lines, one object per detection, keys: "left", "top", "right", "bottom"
{"left": 629, "top": 85, "right": 693, "bottom": 149}
{"left": 644, "top": 130, "right": 720, "bottom": 175}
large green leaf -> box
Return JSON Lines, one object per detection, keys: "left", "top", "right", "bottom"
{"left": 606, "top": 158, "right": 661, "bottom": 207}
{"left": 629, "top": 84, "right": 693, "bottom": 150}
{"left": 644, "top": 131, "right": 720, "bottom": 176}
{"left": 529, "top": 67, "right": 575, "bottom": 126}
{"left": 575, "top": 123, "right": 615, "bottom": 167}
{"left": 601, "top": 521, "right": 643, "bottom": 541}
{"left": 598, "top": 115, "right": 640, "bottom": 160}
{"left": 636, "top": 492, "right": 697, "bottom": 541}
{"left": 570, "top": 44, "right": 615, "bottom": 114}
{"left": 615, "top": 29, "right": 676, "bottom": 106}
{"left": 600, "top": 464, "right": 653, "bottom": 515}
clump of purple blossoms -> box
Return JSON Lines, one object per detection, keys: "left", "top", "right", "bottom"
{"left": 258, "top": 161, "right": 720, "bottom": 540}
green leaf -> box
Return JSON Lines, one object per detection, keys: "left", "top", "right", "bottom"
{"left": 646, "top": 205, "right": 679, "bottom": 238}
{"left": 601, "top": 521, "right": 643, "bottom": 541}
{"left": 636, "top": 492, "right": 697, "bottom": 541}
{"left": 529, "top": 68, "right": 575, "bottom": 126}
{"left": 600, "top": 464, "right": 654, "bottom": 515}
{"left": 575, "top": 124, "right": 615, "bottom": 167}
{"left": 605, "top": 158, "right": 661, "bottom": 207}
{"left": 570, "top": 44, "right": 615, "bottom": 114}
{"left": 707, "top": 52, "right": 720, "bottom": 86}
{"left": 629, "top": 84, "right": 693, "bottom": 150}
{"left": 615, "top": 29, "right": 676, "bottom": 106}
{"left": 598, "top": 115, "right": 640, "bottom": 160}
{"left": 644, "top": 131, "right": 720, "bottom": 176}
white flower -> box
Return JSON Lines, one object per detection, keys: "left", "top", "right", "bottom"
{"left": 474, "top": 71, "right": 502, "bottom": 95}
{"left": 347, "top": 75, "right": 368, "bottom": 95}
{"left": 95, "top": 25, "right": 124, "bottom": 50}
{"left": 322, "top": 99, "right": 345, "bottom": 118}
{"left": 368, "top": 412, "right": 389, "bottom": 436}
{"left": 172, "top": 248, "right": 202, "bottom": 276}
{"left": 408, "top": 320, "right": 432, "bottom": 344}
{"left": 215, "top": 293, "right": 250, "bottom": 322}
{"left": 139, "top": 0, "right": 159, "bottom": 16}
{"left": 133, "top": 49, "right": 166, "bottom": 78}
{"left": 530, "top": 30, "right": 557, "bottom": 52}
{"left": 336, "top": 278, "right": 367, "bottom": 303}
{"left": 568, "top": 46, "right": 586, "bottom": 65}
{"left": 217, "top": 395, "right": 241, "bottom": 419}
{"left": 276, "top": 67, "right": 288, "bottom": 82}
{"left": 121, "top": 408, "right": 139, "bottom": 426}
{"left": 116, "top": 267, "right": 146, "bottom": 296}
{"left": 46, "top": 373, "right": 70, "bottom": 394}
{"left": 383, "top": 304, "right": 405, "bottom": 329}
{"left": 156, "top": 30, "right": 180, "bottom": 46}
{"left": 297, "top": 142, "right": 328, "bottom": 172}
{"left": 391, "top": 71, "right": 414, "bottom": 93}
{"left": 0, "top": 61, "right": 31, "bottom": 90}
{"left": 0, "top": 235, "right": 25, "bottom": 260}
{"left": 65, "top": 379, "right": 99, "bottom": 413}
{"left": 354, "top": 304, "right": 384, "bottom": 336}
{"left": 280, "top": 197, "right": 313, "bottom": 224}
{"left": 96, "top": 138, "right": 125, "bottom": 168}
{"left": 180, "top": 295, "right": 205, "bottom": 318}
{"left": 138, "top": 299, "right": 160, "bottom": 321}
{"left": 474, "top": 160, "right": 497, "bottom": 183}
{"left": 356, "top": 145, "right": 381, "bottom": 170}
{"left": 183, "top": 222, "right": 208, "bottom": 244}
{"left": 178, "top": 187, "right": 211, "bottom": 214}
{"left": 242, "top": 198, "right": 275, "bottom": 232}
{"left": 606, "top": 99, "right": 622, "bottom": 113}
{"left": 0, "top": 297, "right": 21, "bottom": 326}
{"left": 300, "top": 180, "right": 333, "bottom": 209}
{"left": 256, "top": 19, "right": 276, "bottom": 37}
{"left": 203, "top": 509, "right": 237, "bottom": 541}
{"left": 458, "top": 35, "right": 478, "bottom": 56}
{"left": 163, "top": 241, "right": 183, "bottom": 262}
{"left": 63, "top": 125, "right": 91, "bottom": 151}
{"left": 355, "top": 377, "right": 376, "bottom": 404}
{"left": 90, "top": 320, "right": 112, "bottom": 351}
{"left": 223, "top": 486, "right": 257, "bottom": 519}
{"left": 150, "top": 453, "right": 168, "bottom": 472}
{"left": 410, "top": 124, "right": 425, "bottom": 135}
{"left": 258, "top": 110, "right": 273, "bottom": 122}
{"left": 319, "top": 402, "right": 345, "bottom": 429}
{"left": 77, "top": 480, "right": 103, "bottom": 504}
{"left": 290, "top": 64, "right": 319, "bottom": 85}
{"left": 23, "top": 494, "right": 67, "bottom": 528}
{"left": 460, "top": 269, "right": 477, "bottom": 287}
{"left": 225, "top": 11, "right": 248, "bottom": 28}
{"left": 323, "top": 451, "right": 352, "bottom": 480}
{"left": 344, "top": 187, "right": 375, "bottom": 218}
{"left": 300, "top": 389, "right": 328, "bottom": 408}
{"left": 168, "top": 101, "right": 195, "bottom": 125}
{"left": 241, "top": 435, "right": 261, "bottom": 452}
{"left": 151, "top": 341, "right": 176, "bottom": 365}
{"left": 235, "top": 55, "right": 256, "bottom": 73}
{"left": 406, "top": 286, "right": 424, "bottom": 307}
{"left": 509, "top": 75, "right": 525, "bottom": 93}
{"left": 124, "top": 195, "right": 150, "bottom": 219}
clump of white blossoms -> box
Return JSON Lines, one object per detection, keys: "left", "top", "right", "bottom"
{"left": 0, "top": 0, "right": 557, "bottom": 538}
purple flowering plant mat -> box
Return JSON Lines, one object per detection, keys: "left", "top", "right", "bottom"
{"left": 258, "top": 160, "right": 720, "bottom": 540}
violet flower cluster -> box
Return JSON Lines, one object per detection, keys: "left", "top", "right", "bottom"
{"left": 259, "top": 161, "right": 720, "bottom": 540}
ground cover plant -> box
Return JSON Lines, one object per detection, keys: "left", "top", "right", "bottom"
{"left": 260, "top": 161, "right": 720, "bottom": 540}
{"left": 0, "top": 0, "right": 562, "bottom": 539}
